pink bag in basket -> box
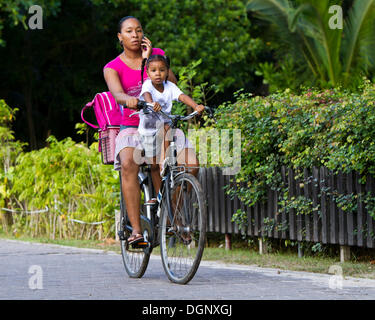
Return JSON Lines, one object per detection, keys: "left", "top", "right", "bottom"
{"left": 81, "top": 91, "right": 122, "bottom": 129}
{"left": 81, "top": 92, "right": 122, "bottom": 165}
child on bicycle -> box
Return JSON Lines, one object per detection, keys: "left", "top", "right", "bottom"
{"left": 138, "top": 54, "right": 204, "bottom": 176}
{"left": 123, "top": 54, "right": 203, "bottom": 245}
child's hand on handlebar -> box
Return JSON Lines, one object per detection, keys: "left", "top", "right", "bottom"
{"left": 153, "top": 102, "right": 162, "bottom": 112}
{"left": 194, "top": 104, "right": 205, "bottom": 115}
{"left": 125, "top": 97, "right": 139, "bottom": 109}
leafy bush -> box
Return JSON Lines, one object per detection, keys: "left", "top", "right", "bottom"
{"left": 8, "top": 136, "right": 119, "bottom": 239}
{"left": 0, "top": 100, "right": 26, "bottom": 231}
{"left": 210, "top": 79, "right": 375, "bottom": 219}
{"left": 0, "top": 99, "right": 119, "bottom": 238}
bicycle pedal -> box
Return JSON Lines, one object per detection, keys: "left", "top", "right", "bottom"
{"left": 131, "top": 241, "right": 149, "bottom": 249}
{"left": 165, "top": 227, "right": 175, "bottom": 236}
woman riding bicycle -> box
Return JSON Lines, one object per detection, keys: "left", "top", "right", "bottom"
{"left": 103, "top": 16, "right": 200, "bottom": 245}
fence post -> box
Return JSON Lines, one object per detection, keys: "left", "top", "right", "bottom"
{"left": 259, "top": 237, "right": 268, "bottom": 255}
{"left": 340, "top": 245, "right": 351, "bottom": 262}
{"left": 225, "top": 233, "right": 232, "bottom": 250}
{"left": 115, "top": 210, "right": 120, "bottom": 241}
{"left": 298, "top": 242, "right": 303, "bottom": 258}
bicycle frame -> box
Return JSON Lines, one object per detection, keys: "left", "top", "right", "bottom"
{"left": 120, "top": 100, "right": 212, "bottom": 283}
{"left": 126, "top": 101, "right": 213, "bottom": 242}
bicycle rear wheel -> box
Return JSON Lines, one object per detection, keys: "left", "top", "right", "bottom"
{"left": 119, "top": 172, "right": 152, "bottom": 278}
{"left": 159, "top": 172, "right": 206, "bottom": 284}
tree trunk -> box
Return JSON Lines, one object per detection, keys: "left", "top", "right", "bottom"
{"left": 25, "top": 86, "right": 37, "bottom": 149}
{"left": 1, "top": 199, "right": 13, "bottom": 234}
{"left": 24, "top": 31, "right": 37, "bottom": 150}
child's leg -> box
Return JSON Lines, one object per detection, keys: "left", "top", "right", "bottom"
{"left": 141, "top": 134, "right": 161, "bottom": 203}
{"left": 144, "top": 158, "right": 160, "bottom": 206}
{"left": 150, "top": 160, "right": 161, "bottom": 193}
{"left": 163, "top": 123, "right": 171, "bottom": 157}
{"left": 160, "top": 123, "right": 172, "bottom": 173}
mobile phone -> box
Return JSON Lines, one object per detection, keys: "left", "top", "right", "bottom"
{"left": 142, "top": 36, "right": 147, "bottom": 51}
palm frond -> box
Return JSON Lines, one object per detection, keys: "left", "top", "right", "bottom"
{"left": 247, "top": 0, "right": 336, "bottom": 83}
{"left": 246, "top": 0, "right": 375, "bottom": 87}
{"left": 246, "top": 0, "right": 291, "bottom": 19}
{"left": 342, "top": 0, "right": 375, "bottom": 78}
{"left": 247, "top": 0, "right": 304, "bottom": 60}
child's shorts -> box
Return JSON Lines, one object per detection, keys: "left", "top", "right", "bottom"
{"left": 139, "top": 134, "right": 162, "bottom": 158}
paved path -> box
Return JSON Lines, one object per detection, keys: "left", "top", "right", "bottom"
{"left": 1, "top": 239, "right": 375, "bottom": 300}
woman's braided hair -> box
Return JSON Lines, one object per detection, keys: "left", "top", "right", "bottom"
{"left": 141, "top": 54, "right": 170, "bottom": 84}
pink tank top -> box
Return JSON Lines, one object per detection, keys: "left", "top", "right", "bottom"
{"left": 103, "top": 48, "right": 165, "bottom": 126}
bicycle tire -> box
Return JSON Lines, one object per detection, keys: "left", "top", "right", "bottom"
{"left": 119, "top": 173, "right": 152, "bottom": 278}
{"left": 159, "top": 172, "right": 207, "bottom": 284}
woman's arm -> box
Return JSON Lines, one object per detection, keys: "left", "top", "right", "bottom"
{"left": 168, "top": 69, "right": 178, "bottom": 84}
{"left": 178, "top": 94, "right": 205, "bottom": 114}
{"left": 103, "top": 68, "right": 139, "bottom": 109}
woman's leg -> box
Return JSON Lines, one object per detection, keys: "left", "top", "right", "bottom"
{"left": 119, "top": 147, "right": 142, "bottom": 237}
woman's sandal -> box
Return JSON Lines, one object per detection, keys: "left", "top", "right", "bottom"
{"left": 127, "top": 233, "right": 144, "bottom": 245}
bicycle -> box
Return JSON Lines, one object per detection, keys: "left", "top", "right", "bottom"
{"left": 117, "top": 101, "right": 213, "bottom": 284}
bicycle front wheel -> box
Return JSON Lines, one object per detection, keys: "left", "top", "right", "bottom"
{"left": 159, "top": 173, "right": 206, "bottom": 284}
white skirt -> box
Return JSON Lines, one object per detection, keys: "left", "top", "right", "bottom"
{"left": 114, "top": 127, "right": 193, "bottom": 171}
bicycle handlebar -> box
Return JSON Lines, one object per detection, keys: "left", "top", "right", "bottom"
{"left": 129, "top": 101, "right": 215, "bottom": 122}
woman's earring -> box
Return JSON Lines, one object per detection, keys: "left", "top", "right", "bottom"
{"left": 120, "top": 40, "right": 123, "bottom": 47}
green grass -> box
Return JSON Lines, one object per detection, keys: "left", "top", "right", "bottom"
{"left": 202, "top": 247, "right": 375, "bottom": 279}
{"left": 0, "top": 233, "right": 121, "bottom": 253}
{"left": 1, "top": 232, "right": 374, "bottom": 280}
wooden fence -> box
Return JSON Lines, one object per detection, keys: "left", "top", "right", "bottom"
{"left": 198, "top": 167, "right": 375, "bottom": 249}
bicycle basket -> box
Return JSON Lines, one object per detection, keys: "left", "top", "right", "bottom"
{"left": 98, "top": 126, "right": 120, "bottom": 165}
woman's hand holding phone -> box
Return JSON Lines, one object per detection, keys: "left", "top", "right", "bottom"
{"left": 141, "top": 35, "right": 152, "bottom": 59}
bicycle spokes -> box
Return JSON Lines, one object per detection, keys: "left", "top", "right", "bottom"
{"left": 160, "top": 173, "right": 206, "bottom": 284}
